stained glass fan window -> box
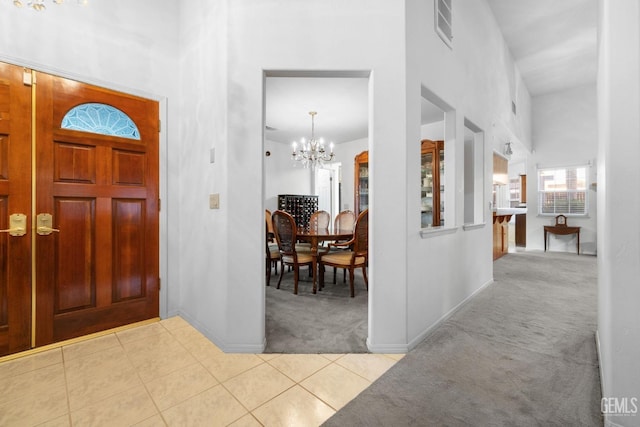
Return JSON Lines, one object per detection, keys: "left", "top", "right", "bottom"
{"left": 61, "top": 103, "right": 140, "bottom": 140}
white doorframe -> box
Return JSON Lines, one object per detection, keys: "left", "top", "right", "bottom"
{"left": 315, "top": 163, "right": 341, "bottom": 223}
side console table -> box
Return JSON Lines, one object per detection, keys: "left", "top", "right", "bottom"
{"left": 544, "top": 215, "right": 580, "bottom": 254}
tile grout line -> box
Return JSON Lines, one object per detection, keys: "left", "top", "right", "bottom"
{"left": 132, "top": 320, "right": 208, "bottom": 425}
{"left": 60, "top": 345, "right": 74, "bottom": 426}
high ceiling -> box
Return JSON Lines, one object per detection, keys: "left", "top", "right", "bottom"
{"left": 486, "top": 0, "right": 598, "bottom": 96}
{"left": 265, "top": 1, "right": 599, "bottom": 145}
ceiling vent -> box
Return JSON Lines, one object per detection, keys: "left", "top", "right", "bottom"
{"left": 435, "top": 0, "right": 453, "bottom": 48}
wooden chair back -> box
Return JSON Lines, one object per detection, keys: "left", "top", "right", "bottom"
{"left": 309, "top": 210, "right": 331, "bottom": 232}
{"left": 272, "top": 210, "right": 297, "bottom": 255}
{"left": 334, "top": 210, "right": 356, "bottom": 233}
{"left": 352, "top": 209, "right": 369, "bottom": 257}
{"left": 266, "top": 209, "right": 275, "bottom": 241}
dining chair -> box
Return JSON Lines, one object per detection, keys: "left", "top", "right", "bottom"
{"left": 334, "top": 209, "right": 356, "bottom": 234}
{"left": 296, "top": 210, "right": 331, "bottom": 253}
{"left": 318, "top": 209, "right": 368, "bottom": 297}
{"left": 265, "top": 210, "right": 280, "bottom": 286}
{"left": 309, "top": 210, "right": 331, "bottom": 232}
{"left": 272, "top": 210, "right": 314, "bottom": 294}
{"left": 329, "top": 209, "right": 356, "bottom": 283}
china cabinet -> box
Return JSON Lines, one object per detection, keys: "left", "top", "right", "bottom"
{"left": 354, "top": 150, "right": 369, "bottom": 215}
{"left": 420, "top": 139, "right": 445, "bottom": 227}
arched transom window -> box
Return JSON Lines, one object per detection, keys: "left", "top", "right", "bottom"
{"left": 61, "top": 103, "right": 140, "bottom": 140}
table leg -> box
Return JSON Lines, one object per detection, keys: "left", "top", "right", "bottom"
{"left": 544, "top": 230, "right": 547, "bottom": 251}
{"left": 311, "top": 236, "right": 318, "bottom": 294}
{"left": 577, "top": 231, "right": 580, "bottom": 255}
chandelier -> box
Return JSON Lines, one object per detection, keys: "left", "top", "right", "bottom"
{"left": 291, "top": 111, "right": 335, "bottom": 169}
{"left": 11, "top": 0, "right": 87, "bottom": 11}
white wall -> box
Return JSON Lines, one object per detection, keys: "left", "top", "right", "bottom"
{"left": 176, "top": 0, "right": 234, "bottom": 345}
{"left": 421, "top": 121, "right": 445, "bottom": 140}
{"left": 0, "top": 0, "right": 180, "bottom": 319}
{"left": 264, "top": 140, "right": 312, "bottom": 213}
{"left": 528, "top": 85, "right": 598, "bottom": 255}
{"left": 597, "top": 1, "right": 640, "bottom": 425}
{"left": 404, "top": 0, "right": 532, "bottom": 346}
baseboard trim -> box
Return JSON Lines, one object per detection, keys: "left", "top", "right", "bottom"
{"left": 176, "top": 311, "right": 265, "bottom": 354}
{"left": 366, "top": 339, "right": 409, "bottom": 354}
{"left": 596, "top": 330, "right": 605, "bottom": 396}
{"left": 595, "top": 331, "right": 624, "bottom": 427}
{"left": 406, "top": 277, "right": 495, "bottom": 351}
{"left": 222, "top": 342, "right": 267, "bottom": 353}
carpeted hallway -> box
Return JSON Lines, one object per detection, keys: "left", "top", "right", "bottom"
{"left": 324, "top": 251, "right": 602, "bottom": 426}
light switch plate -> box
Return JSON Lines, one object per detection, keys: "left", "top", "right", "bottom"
{"left": 209, "top": 193, "right": 220, "bottom": 209}
{"left": 210, "top": 148, "right": 215, "bottom": 163}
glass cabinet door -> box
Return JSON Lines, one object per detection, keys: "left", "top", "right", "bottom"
{"left": 438, "top": 145, "right": 445, "bottom": 226}
{"left": 421, "top": 151, "right": 434, "bottom": 227}
{"left": 355, "top": 150, "right": 369, "bottom": 214}
{"left": 420, "top": 140, "right": 444, "bottom": 227}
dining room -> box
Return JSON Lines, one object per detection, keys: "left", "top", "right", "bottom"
{"left": 263, "top": 74, "right": 370, "bottom": 353}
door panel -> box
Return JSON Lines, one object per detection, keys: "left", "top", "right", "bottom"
{"left": 35, "top": 72, "right": 159, "bottom": 346}
{"left": 112, "top": 198, "right": 147, "bottom": 301}
{"left": 0, "top": 63, "right": 32, "bottom": 356}
{"left": 54, "top": 197, "right": 95, "bottom": 313}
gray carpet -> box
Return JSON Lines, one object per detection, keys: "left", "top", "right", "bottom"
{"left": 325, "top": 251, "right": 603, "bottom": 426}
{"left": 265, "top": 267, "right": 368, "bottom": 353}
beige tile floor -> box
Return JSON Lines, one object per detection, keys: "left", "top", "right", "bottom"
{"left": 0, "top": 316, "right": 403, "bottom": 426}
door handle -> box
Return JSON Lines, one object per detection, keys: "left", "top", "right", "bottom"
{"left": 36, "top": 213, "right": 60, "bottom": 236}
{"left": 0, "top": 213, "right": 27, "bottom": 237}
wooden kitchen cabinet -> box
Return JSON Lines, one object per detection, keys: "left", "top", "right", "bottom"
{"left": 493, "top": 212, "right": 512, "bottom": 260}
{"left": 515, "top": 213, "right": 526, "bottom": 247}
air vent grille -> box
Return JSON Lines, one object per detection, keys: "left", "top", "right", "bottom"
{"left": 435, "top": 0, "right": 452, "bottom": 48}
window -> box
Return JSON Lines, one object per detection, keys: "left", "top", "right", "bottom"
{"left": 537, "top": 165, "right": 588, "bottom": 215}
{"left": 435, "top": 0, "right": 452, "bottom": 48}
{"left": 509, "top": 178, "right": 520, "bottom": 206}
{"left": 61, "top": 103, "right": 141, "bottom": 140}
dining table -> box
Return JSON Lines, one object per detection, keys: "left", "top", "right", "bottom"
{"left": 296, "top": 227, "right": 354, "bottom": 293}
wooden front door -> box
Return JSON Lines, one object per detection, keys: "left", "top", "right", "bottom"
{"left": 0, "top": 63, "right": 32, "bottom": 355}
{"left": 0, "top": 62, "right": 159, "bottom": 355}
